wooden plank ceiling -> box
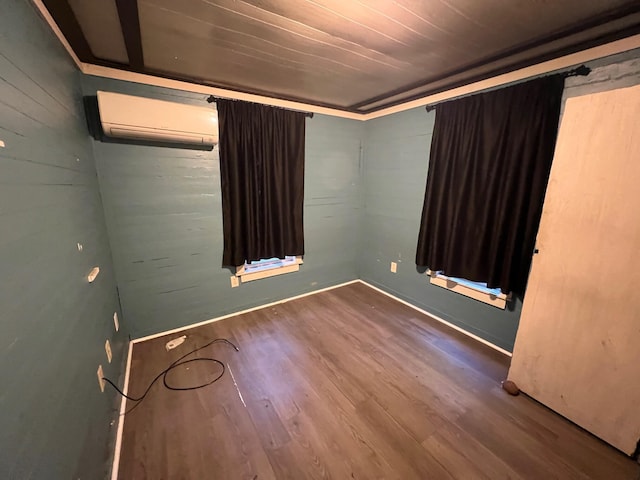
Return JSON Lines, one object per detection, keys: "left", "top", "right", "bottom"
{"left": 43, "top": 0, "right": 640, "bottom": 113}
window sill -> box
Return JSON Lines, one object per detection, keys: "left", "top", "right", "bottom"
{"left": 236, "top": 256, "right": 303, "bottom": 283}
{"left": 427, "top": 271, "right": 510, "bottom": 309}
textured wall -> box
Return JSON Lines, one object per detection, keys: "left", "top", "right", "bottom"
{"left": 82, "top": 75, "right": 364, "bottom": 338}
{"left": 360, "top": 108, "right": 523, "bottom": 351}
{"left": 563, "top": 49, "right": 640, "bottom": 100}
{"left": 0, "top": 0, "right": 127, "bottom": 478}
{"left": 80, "top": 48, "right": 640, "bottom": 349}
{"left": 359, "top": 48, "right": 640, "bottom": 353}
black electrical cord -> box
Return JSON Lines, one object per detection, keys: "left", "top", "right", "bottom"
{"left": 102, "top": 337, "right": 239, "bottom": 414}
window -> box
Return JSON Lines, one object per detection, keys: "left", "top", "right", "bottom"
{"left": 217, "top": 99, "right": 305, "bottom": 269}
{"left": 427, "top": 270, "right": 510, "bottom": 309}
{"left": 415, "top": 75, "right": 564, "bottom": 296}
{"left": 235, "top": 256, "right": 303, "bottom": 283}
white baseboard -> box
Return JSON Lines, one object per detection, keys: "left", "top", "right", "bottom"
{"left": 131, "top": 279, "right": 360, "bottom": 344}
{"left": 358, "top": 280, "right": 513, "bottom": 357}
{"left": 110, "top": 340, "right": 133, "bottom": 480}
{"left": 131, "top": 277, "right": 512, "bottom": 353}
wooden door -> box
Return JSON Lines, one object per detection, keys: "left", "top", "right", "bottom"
{"left": 509, "top": 84, "right": 640, "bottom": 455}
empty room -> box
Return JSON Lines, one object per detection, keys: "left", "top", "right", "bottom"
{"left": 2, "top": 0, "right": 640, "bottom": 478}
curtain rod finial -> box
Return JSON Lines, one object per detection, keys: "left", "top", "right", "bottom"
{"left": 575, "top": 65, "right": 591, "bottom": 77}
{"left": 206, "top": 95, "right": 216, "bottom": 104}
{"left": 564, "top": 65, "right": 591, "bottom": 78}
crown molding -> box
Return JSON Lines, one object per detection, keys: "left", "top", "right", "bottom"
{"left": 32, "top": 0, "right": 640, "bottom": 121}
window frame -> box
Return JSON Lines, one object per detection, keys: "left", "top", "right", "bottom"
{"left": 235, "top": 256, "right": 303, "bottom": 283}
{"left": 427, "top": 270, "right": 510, "bottom": 309}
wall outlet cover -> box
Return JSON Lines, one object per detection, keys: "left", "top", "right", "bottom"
{"left": 97, "top": 365, "right": 105, "bottom": 392}
{"left": 390, "top": 262, "right": 397, "bottom": 273}
{"left": 230, "top": 275, "right": 240, "bottom": 288}
{"left": 105, "top": 339, "right": 112, "bottom": 363}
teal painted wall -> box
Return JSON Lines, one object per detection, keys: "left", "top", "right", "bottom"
{"left": 360, "top": 107, "right": 523, "bottom": 351}
{"left": 82, "top": 76, "right": 364, "bottom": 338}
{"left": 0, "top": 1, "right": 127, "bottom": 478}
{"left": 82, "top": 49, "right": 640, "bottom": 348}
{"left": 561, "top": 50, "right": 640, "bottom": 103}
{"left": 359, "top": 49, "right": 640, "bottom": 352}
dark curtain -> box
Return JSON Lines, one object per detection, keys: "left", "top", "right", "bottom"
{"left": 217, "top": 99, "right": 305, "bottom": 267}
{"left": 415, "top": 75, "right": 565, "bottom": 294}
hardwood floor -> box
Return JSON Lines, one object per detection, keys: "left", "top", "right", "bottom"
{"left": 118, "top": 283, "right": 639, "bottom": 479}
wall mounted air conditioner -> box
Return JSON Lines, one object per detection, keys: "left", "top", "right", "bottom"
{"left": 96, "top": 91, "right": 218, "bottom": 148}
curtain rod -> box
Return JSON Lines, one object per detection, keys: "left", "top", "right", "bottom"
{"left": 206, "top": 95, "right": 314, "bottom": 118}
{"left": 425, "top": 65, "right": 592, "bottom": 112}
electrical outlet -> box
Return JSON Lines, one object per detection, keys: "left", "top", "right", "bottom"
{"left": 105, "top": 339, "right": 112, "bottom": 363}
{"left": 97, "top": 365, "right": 105, "bottom": 392}
{"left": 230, "top": 275, "right": 240, "bottom": 288}
{"left": 113, "top": 312, "right": 119, "bottom": 332}
{"left": 390, "top": 262, "right": 397, "bottom": 273}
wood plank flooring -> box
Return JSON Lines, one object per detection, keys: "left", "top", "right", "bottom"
{"left": 118, "top": 283, "right": 640, "bottom": 479}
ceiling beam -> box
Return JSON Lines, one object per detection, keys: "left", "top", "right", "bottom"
{"left": 115, "top": 0, "right": 144, "bottom": 69}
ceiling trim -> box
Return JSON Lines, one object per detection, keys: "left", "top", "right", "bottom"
{"left": 31, "top": 0, "right": 640, "bottom": 121}
{"left": 81, "top": 63, "right": 365, "bottom": 120}
{"left": 363, "top": 33, "right": 640, "bottom": 120}
{"left": 37, "top": 0, "right": 96, "bottom": 65}
{"left": 352, "top": 4, "right": 640, "bottom": 111}
{"left": 32, "top": 0, "right": 82, "bottom": 69}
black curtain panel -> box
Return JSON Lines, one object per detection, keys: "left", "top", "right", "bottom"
{"left": 416, "top": 75, "right": 565, "bottom": 294}
{"left": 217, "top": 99, "right": 305, "bottom": 267}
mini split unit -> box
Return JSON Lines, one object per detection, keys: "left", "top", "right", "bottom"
{"left": 94, "top": 91, "right": 218, "bottom": 148}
